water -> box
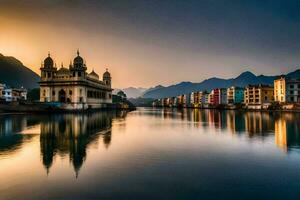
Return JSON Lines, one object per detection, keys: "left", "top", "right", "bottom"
{"left": 0, "top": 108, "right": 300, "bottom": 200}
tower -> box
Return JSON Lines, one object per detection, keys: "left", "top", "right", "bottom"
{"left": 70, "top": 50, "right": 87, "bottom": 78}
{"left": 103, "top": 68, "right": 111, "bottom": 87}
{"left": 40, "top": 52, "right": 57, "bottom": 80}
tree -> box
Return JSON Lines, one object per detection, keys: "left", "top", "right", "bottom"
{"left": 117, "top": 90, "right": 127, "bottom": 99}
{"left": 27, "top": 88, "right": 40, "bottom": 102}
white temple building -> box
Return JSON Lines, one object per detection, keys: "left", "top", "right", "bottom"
{"left": 39, "top": 50, "right": 112, "bottom": 110}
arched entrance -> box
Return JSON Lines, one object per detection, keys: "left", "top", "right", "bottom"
{"left": 59, "top": 89, "right": 66, "bottom": 103}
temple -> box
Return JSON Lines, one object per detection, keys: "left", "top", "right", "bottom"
{"left": 39, "top": 50, "right": 112, "bottom": 110}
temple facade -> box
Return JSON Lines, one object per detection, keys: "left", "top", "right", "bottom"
{"left": 39, "top": 50, "right": 112, "bottom": 110}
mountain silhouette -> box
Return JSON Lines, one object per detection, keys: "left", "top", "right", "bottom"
{"left": 142, "top": 69, "right": 300, "bottom": 99}
{"left": 0, "top": 53, "right": 40, "bottom": 89}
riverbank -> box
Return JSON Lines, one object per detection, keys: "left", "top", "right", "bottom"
{"left": 152, "top": 103, "right": 300, "bottom": 112}
{"left": 0, "top": 101, "right": 136, "bottom": 113}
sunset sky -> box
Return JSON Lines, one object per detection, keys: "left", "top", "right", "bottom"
{"left": 1, "top": 0, "right": 300, "bottom": 88}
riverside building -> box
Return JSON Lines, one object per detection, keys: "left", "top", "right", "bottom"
{"left": 227, "top": 86, "right": 244, "bottom": 104}
{"left": 274, "top": 77, "right": 300, "bottom": 103}
{"left": 244, "top": 84, "right": 274, "bottom": 109}
{"left": 39, "top": 51, "right": 112, "bottom": 110}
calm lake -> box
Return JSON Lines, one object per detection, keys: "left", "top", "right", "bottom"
{"left": 0, "top": 108, "right": 300, "bottom": 199}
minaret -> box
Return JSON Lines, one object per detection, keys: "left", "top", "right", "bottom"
{"left": 103, "top": 68, "right": 111, "bottom": 87}
{"left": 70, "top": 50, "right": 87, "bottom": 78}
{"left": 40, "top": 52, "right": 57, "bottom": 80}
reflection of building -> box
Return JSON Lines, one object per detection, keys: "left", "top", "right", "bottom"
{"left": 226, "top": 111, "right": 246, "bottom": 133}
{"left": 0, "top": 115, "right": 40, "bottom": 156}
{"left": 39, "top": 51, "right": 112, "bottom": 110}
{"left": 0, "top": 84, "right": 4, "bottom": 100}
{"left": 275, "top": 118, "right": 287, "bottom": 150}
{"left": 244, "top": 112, "right": 274, "bottom": 135}
{"left": 244, "top": 84, "right": 274, "bottom": 109}
{"left": 275, "top": 113, "right": 300, "bottom": 152}
{"left": 39, "top": 112, "right": 117, "bottom": 176}
{"left": 274, "top": 77, "right": 300, "bottom": 103}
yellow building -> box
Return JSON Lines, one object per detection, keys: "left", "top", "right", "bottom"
{"left": 39, "top": 51, "right": 112, "bottom": 110}
{"left": 274, "top": 77, "right": 300, "bottom": 103}
{"left": 244, "top": 84, "right": 274, "bottom": 108}
{"left": 274, "top": 77, "right": 286, "bottom": 103}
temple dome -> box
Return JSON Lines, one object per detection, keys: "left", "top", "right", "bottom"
{"left": 57, "top": 67, "right": 70, "bottom": 76}
{"left": 44, "top": 53, "right": 54, "bottom": 68}
{"left": 88, "top": 70, "right": 99, "bottom": 80}
{"left": 103, "top": 70, "right": 111, "bottom": 78}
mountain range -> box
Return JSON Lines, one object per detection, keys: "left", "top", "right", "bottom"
{"left": 142, "top": 70, "right": 300, "bottom": 99}
{"left": 1, "top": 53, "right": 299, "bottom": 99}
{"left": 113, "top": 87, "right": 148, "bottom": 98}
{"left": 0, "top": 53, "right": 40, "bottom": 89}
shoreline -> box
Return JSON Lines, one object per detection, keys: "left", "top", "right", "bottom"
{"left": 0, "top": 101, "right": 136, "bottom": 114}
{"left": 149, "top": 106, "right": 300, "bottom": 113}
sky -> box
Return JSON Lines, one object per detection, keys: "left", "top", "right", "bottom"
{"left": 1, "top": 0, "right": 300, "bottom": 88}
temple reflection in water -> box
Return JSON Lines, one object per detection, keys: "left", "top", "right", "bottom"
{"left": 40, "top": 111, "right": 127, "bottom": 176}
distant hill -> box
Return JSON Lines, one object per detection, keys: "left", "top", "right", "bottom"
{"left": 142, "top": 69, "right": 300, "bottom": 99}
{"left": 0, "top": 53, "right": 40, "bottom": 89}
{"left": 113, "top": 87, "right": 148, "bottom": 98}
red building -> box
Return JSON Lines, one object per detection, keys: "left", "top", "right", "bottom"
{"left": 211, "top": 89, "right": 221, "bottom": 105}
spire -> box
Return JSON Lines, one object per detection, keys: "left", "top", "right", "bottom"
{"left": 106, "top": 68, "right": 108, "bottom": 72}
{"left": 77, "top": 49, "right": 80, "bottom": 56}
{"left": 61, "top": 62, "right": 63, "bottom": 68}
{"left": 48, "top": 51, "right": 50, "bottom": 57}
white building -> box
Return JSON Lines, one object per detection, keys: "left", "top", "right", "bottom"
{"left": 39, "top": 51, "right": 112, "bottom": 110}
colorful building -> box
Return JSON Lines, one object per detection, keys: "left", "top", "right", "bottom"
{"left": 190, "top": 91, "right": 201, "bottom": 107}
{"left": 227, "top": 86, "right": 244, "bottom": 104}
{"left": 244, "top": 84, "right": 274, "bottom": 108}
{"left": 274, "top": 77, "right": 300, "bottom": 103}
{"left": 210, "top": 88, "right": 227, "bottom": 105}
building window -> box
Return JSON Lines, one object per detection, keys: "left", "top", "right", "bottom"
{"left": 78, "top": 72, "right": 81, "bottom": 77}
{"left": 291, "top": 97, "right": 294, "bottom": 102}
{"left": 69, "top": 90, "right": 72, "bottom": 95}
{"left": 52, "top": 91, "right": 55, "bottom": 96}
{"left": 290, "top": 91, "right": 294, "bottom": 95}
{"left": 265, "top": 96, "right": 268, "bottom": 101}
{"left": 290, "top": 85, "right": 294, "bottom": 89}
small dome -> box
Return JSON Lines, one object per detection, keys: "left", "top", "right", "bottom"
{"left": 103, "top": 69, "right": 111, "bottom": 78}
{"left": 73, "top": 50, "right": 84, "bottom": 67}
{"left": 57, "top": 67, "right": 70, "bottom": 75}
{"left": 44, "top": 53, "right": 54, "bottom": 68}
{"left": 88, "top": 70, "right": 99, "bottom": 80}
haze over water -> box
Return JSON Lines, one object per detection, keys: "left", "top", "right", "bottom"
{"left": 0, "top": 108, "right": 300, "bottom": 199}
